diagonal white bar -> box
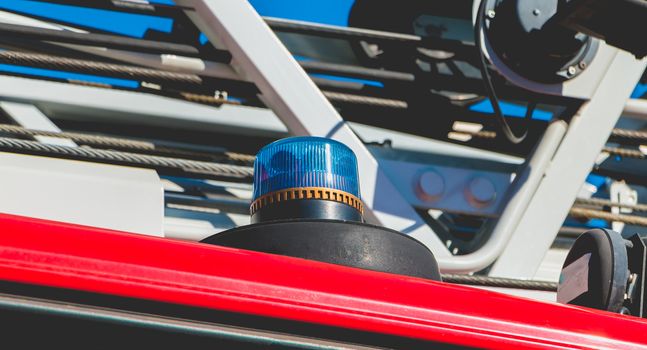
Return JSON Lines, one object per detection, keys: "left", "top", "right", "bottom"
{"left": 178, "top": 0, "right": 451, "bottom": 258}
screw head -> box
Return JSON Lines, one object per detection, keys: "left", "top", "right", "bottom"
{"left": 486, "top": 10, "right": 496, "bottom": 19}
{"left": 578, "top": 61, "right": 587, "bottom": 70}
{"left": 532, "top": 9, "right": 541, "bottom": 16}
{"left": 567, "top": 65, "right": 577, "bottom": 75}
{"left": 465, "top": 177, "right": 496, "bottom": 208}
{"left": 417, "top": 170, "right": 445, "bottom": 202}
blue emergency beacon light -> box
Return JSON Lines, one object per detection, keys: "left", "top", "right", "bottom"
{"left": 203, "top": 137, "right": 440, "bottom": 281}
{"left": 250, "top": 137, "right": 363, "bottom": 223}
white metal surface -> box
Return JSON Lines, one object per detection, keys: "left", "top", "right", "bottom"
{"left": 379, "top": 159, "right": 512, "bottom": 217}
{"left": 534, "top": 247, "right": 570, "bottom": 283}
{"left": 490, "top": 51, "right": 647, "bottom": 278}
{"left": 0, "top": 75, "right": 525, "bottom": 165}
{"left": 163, "top": 178, "right": 252, "bottom": 241}
{"left": 609, "top": 181, "right": 638, "bottom": 233}
{"left": 623, "top": 98, "right": 647, "bottom": 121}
{"left": 350, "top": 123, "right": 523, "bottom": 165}
{"left": 58, "top": 43, "right": 243, "bottom": 82}
{"left": 0, "top": 101, "right": 76, "bottom": 147}
{"left": 0, "top": 74, "right": 286, "bottom": 137}
{"left": 440, "top": 121, "right": 568, "bottom": 273}
{"left": 164, "top": 211, "right": 249, "bottom": 241}
{"left": 0, "top": 152, "right": 164, "bottom": 236}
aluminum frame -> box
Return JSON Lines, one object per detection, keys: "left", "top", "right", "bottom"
{"left": 0, "top": 152, "right": 164, "bottom": 236}
{"left": 0, "top": 101, "right": 76, "bottom": 147}
{"left": 490, "top": 51, "right": 647, "bottom": 278}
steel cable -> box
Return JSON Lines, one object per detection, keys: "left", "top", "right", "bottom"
{"left": 0, "top": 51, "right": 203, "bottom": 85}
{"left": 225, "top": 152, "right": 256, "bottom": 163}
{"left": 569, "top": 207, "right": 647, "bottom": 226}
{"left": 322, "top": 91, "right": 408, "bottom": 109}
{"left": 441, "top": 274, "right": 557, "bottom": 291}
{"left": 0, "top": 124, "right": 155, "bottom": 150}
{"left": 611, "top": 128, "right": 647, "bottom": 143}
{"left": 179, "top": 92, "right": 240, "bottom": 105}
{"left": 0, "top": 124, "right": 255, "bottom": 165}
{"left": 0, "top": 137, "right": 253, "bottom": 180}
{"left": 602, "top": 146, "right": 645, "bottom": 159}
{"left": 465, "top": 128, "right": 647, "bottom": 145}
{"left": 450, "top": 130, "right": 497, "bottom": 139}
{"left": 574, "top": 197, "right": 647, "bottom": 212}
{"left": 0, "top": 52, "right": 409, "bottom": 110}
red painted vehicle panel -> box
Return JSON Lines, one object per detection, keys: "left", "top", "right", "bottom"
{"left": 0, "top": 213, "right": 645, "bottom": 349}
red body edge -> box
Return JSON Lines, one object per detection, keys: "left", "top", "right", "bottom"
{"left": 0, "top": 213, "right": 645, "bottom": 349}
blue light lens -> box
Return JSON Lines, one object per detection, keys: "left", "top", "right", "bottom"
{"left": 252, "top": 137, "right": 360, "bottom": 201}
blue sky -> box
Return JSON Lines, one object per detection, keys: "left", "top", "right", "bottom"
{"left": 249, "top": 0, "right": 355, "bottom": 26}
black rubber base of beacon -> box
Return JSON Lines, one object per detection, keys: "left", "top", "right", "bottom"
{"left": 201, "top": 219, "right": 441, "bottom": 281}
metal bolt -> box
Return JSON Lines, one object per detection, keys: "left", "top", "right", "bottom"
{"left": 487, "top": 10, "right": 496, "bottom": 19}
{"left": 532, "top": 9, "right": 541, "bottom": 16}
{"left": 417, "top": 170, "right": 445, "bottom": 202}
{"left": 466, "top": 177, "right": 496, "bottom": 208}
{"left": 578, "top": 61, "right": 587, "bottom": 70}
{"left": 567, "top": 66, "right": 577, "bottom": 76}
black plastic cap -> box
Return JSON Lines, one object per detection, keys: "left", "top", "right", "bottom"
{"left": 557, "top": 228, "right": 629, "bottom": 312}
